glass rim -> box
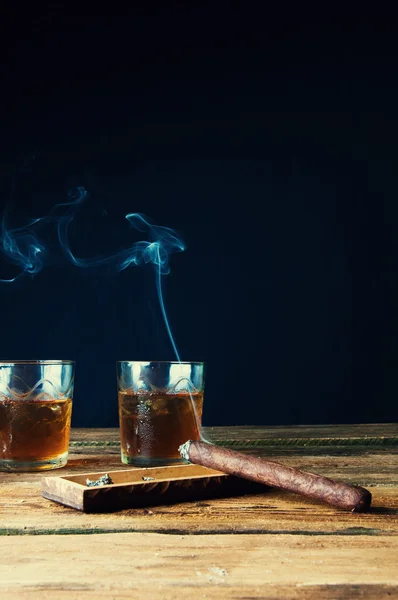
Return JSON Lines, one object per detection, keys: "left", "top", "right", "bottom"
{"left": 117, "top": 360, "right": 205, "bottom": 365}
{"left": 0, "top": 360, "right": 75, "bottom": 366}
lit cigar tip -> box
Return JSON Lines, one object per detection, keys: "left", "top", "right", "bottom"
{"left": 179, "top": 440, "right": 192, "bottom": 461}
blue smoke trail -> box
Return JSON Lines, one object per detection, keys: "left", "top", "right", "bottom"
{"left": 0, "top": 186, "right": 184, "bottom": 361}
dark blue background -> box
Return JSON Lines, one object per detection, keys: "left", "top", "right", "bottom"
{"left": 0, "top": 7, "right": 397, "bottom": 426}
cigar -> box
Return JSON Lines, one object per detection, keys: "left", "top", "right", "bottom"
{"left": 179, "top": 440, "right": 371, "bottom": 512}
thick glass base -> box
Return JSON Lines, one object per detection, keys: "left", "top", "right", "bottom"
{"left": 121, "top": 454, "right": 189, "bottom": 467}
{"left": 0, "top": 451, "right": 68, "bottom": 472}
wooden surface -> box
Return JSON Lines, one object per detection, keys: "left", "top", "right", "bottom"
{"left": 1, "top": 424, "right": 397, "bottom": 599}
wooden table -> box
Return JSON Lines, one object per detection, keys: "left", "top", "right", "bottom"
{"left": 1, "top": 424, "right": 397, "bottom": 599}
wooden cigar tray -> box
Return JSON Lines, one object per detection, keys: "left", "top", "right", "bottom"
{"left": 42, "top": 464, "right": 265, "bottom": 513}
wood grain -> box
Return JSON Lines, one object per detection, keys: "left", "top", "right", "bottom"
{"left": 69, "top": 423, "right": 398, "bottom": 447}
{"left": 1, "top": 425, "right": 397, "bottom": 599}
{"left": 0, "top": 533, "right": 397, "bottom": 599}
{"left": 1, "top": 447, "right": 397, "bottom": 535}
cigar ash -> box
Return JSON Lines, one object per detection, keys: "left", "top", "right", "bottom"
{"left": 85, "top": 473, "right": 114, "bottom": 487}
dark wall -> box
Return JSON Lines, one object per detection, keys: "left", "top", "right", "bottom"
{"left": 0, "top": 8, "right": 397, "bottom": 426}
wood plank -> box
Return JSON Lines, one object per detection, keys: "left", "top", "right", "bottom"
{"left": 1, "top": 487, "right": 397, "bottom": 536}
{"left": 0, "top": 533, "right": 397, "bottom": 599}
{"left": 69, "top": 423, "right": 398, "bottom": 447}
{"left": 1, "top": 587, "right": 396, "bottom": 600}
{"left": 1, "top": 448, "right": 397, "bottom": 535}
{"left": 7, "top": 445, "right": 398, "bottom": 486}
{"left": 1, "top": 588, "right": 396, "bottom": 600}
{"left": 206, "top": 423, "right": 398, "bottom": 446}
